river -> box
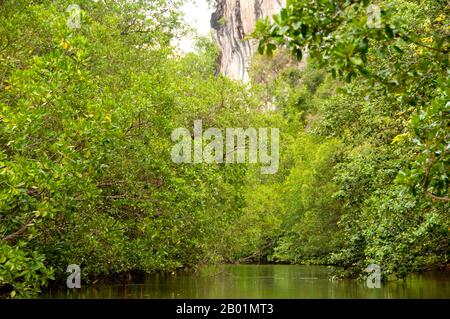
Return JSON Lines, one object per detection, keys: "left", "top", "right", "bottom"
{"left": 42, "top": 264, "right": 450, "bottom": 299}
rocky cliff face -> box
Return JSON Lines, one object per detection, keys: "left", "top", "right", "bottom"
{"left": 211, "top": 0, "right": 285, "bottom": 82}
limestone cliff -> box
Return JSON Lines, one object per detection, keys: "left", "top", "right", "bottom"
{"left": 211, "top": 0, "right": 285, "bottom": 82}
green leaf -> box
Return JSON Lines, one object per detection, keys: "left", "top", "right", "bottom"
{"left": 349, "top": 57, "right": 363, "bottom": 66}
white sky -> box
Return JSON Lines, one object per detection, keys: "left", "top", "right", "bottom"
{"left": 176, "top": 0, "right": 213, "bottom": 52}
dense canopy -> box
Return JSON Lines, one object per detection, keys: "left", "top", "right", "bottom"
{"left": 0, "top": 0, "right": 448, "bottom": 298}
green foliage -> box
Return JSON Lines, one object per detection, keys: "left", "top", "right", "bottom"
{"left": 273, "top": 135, "right": 342, "bottom": 264}
{"left": 255, "top": 0, "right": 449, "bottom": 201}
{"left": 0, "top": 0, "right": 252, "bottom": 297}
{"left": 0, "top": 242, "right": 54, "bottom": 298}
{"left": 0, "top": 0, "right": 448, "bottom": 298}
{"left": 249, "top": 0, "right": 449, "bottom": 278}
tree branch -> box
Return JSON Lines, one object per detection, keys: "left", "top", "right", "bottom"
{"left": 2, "top": 215, "right": 36, "bottom": 242}
{"left": 426, "top": 192, "right": 450, "bottom": 202}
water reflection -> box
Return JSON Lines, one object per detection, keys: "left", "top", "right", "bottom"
{"left": 42, "top": 265, "right": 450, "bottom": 299}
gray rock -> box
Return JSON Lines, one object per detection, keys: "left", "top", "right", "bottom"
{"left": 211, "top": 0, "right": 285, "bottom": 82}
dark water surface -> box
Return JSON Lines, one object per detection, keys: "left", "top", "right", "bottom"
{"left": 42, "top": 264, "right": 450, "bottom": 299}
